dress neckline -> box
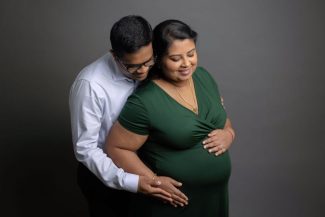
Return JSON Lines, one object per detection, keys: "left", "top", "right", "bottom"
{"left": 150, "top": 72, "right": 201, "bottom": 116}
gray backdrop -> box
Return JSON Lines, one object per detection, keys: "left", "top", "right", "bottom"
{"left": 1, "top": 0, "right": 324, "bottom": 216}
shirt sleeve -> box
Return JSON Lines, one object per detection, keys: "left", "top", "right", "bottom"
{"left": 118, "top": 94, "right": 150, "bottom": 135}
{"left": 69, "top": 79, "right": 139, "bottom": 193}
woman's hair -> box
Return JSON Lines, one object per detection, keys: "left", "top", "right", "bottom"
{"left": 110, "top": 15, "right": 152, "bottom": 58}
{"left": 149, "top": 19, "right": 198, "bottom": 78}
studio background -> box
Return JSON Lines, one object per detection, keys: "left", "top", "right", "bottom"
{"left": 1, "top": 0, "right": 324, "bottom": 216}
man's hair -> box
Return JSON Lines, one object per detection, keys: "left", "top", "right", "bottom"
{"left": 110, "top": 15, "right": 152, "bottom": 58}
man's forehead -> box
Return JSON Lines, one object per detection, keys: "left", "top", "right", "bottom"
{"left": 121, "top": 43, "right": 153, "bottom": 64}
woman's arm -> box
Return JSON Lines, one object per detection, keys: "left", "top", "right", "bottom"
{"left": 105, "top": 121, "right": 188, "bottom": 206}
{"left": 105, "top": 121, "right": 152, "bottom": 177}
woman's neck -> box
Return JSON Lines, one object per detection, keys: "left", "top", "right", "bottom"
{"left": 160, "top": 75, "right": 191, "bottom": 88}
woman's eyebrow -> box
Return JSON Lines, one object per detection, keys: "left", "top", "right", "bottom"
{"left": 168, "top": 48, "right": 196, "bottom": 57}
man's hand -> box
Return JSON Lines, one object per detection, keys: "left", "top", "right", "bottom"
{"left": 138, "top": 175, "right": 189, "bottom": 207}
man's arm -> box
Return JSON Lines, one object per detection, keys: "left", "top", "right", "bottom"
{"left": 69, "top": 79, "right": 138, "bottom": 192}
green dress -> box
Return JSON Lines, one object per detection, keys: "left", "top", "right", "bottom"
{"left": 119, "top": 67, "right": 231, "bottom": 217}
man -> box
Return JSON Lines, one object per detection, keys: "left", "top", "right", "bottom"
{"left": 69, "top": 16, "right": 187, "bottom": 217}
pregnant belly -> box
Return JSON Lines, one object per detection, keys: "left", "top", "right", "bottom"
{"left": 144, "top": 145, "right": 231, "bottom": 186}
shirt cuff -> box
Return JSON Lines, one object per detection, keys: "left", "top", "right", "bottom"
{"left": 123, "top": 173, "right": 139, "bottom": 193}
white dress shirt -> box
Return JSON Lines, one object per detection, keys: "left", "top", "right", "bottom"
{"left": 69, "top": 53, "right": 139, "bottom": 192}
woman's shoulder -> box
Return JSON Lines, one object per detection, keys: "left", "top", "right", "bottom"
{"left": 131, "top": 80, "right": 157, "bottom": 100}
{"left": 194, "top": 66, "right": 221, "bottom": 93}
{"left": 194, "top": 66, "right": 216, "bottom": 82}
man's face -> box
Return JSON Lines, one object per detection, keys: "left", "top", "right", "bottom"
{"left": 117, "top": 43, "right": 154, "bottom": 81}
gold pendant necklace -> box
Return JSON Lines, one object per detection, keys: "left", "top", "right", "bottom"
{"left": 174, "top": 78, "right": 198, "bottom": 114}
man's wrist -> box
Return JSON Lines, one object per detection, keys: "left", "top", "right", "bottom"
{"left": 124, "top": 173, "right": 139, "bottom": 193}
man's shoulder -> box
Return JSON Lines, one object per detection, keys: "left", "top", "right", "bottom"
{"left": 70, "top": 53, "right": 114, "bottom": 97}
{"left": 76, "top": 53, "right": 112, "bottom": 82}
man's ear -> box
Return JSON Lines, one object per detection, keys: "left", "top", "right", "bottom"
{"left": 110, "top": 49, "right": 115, "bottom": 57}
{"left": 110, "top": 49, "right": 119, "bottom": 61}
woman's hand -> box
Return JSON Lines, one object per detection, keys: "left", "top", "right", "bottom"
{"left": 138, "top": 175, "right": 188, "bottom": 207}
{"left": 138, "top": 175, "right": 173, "bottom": 203}
{"left": 202, "top": 128, "right": 234, "bottom": 156}
{"left": 155, "top": 176, "right": 189, "bottom": 207}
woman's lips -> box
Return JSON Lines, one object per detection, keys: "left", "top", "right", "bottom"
{"left": 178, "top": 68, "right": 191, "bottom": 76}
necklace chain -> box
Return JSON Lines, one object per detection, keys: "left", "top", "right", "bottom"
{"left": 174, "top": 79, "right": 198, "bottom": 114}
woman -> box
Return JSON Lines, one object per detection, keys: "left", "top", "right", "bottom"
{"left": 105, "top": 19, "right": 235, "bottom": 217}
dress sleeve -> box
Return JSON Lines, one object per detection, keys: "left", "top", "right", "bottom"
{"left": 118, "top": 94, "right": 150, "bottom": 135}
{"left": 198, "top": 66, "right": 222, "bottom": 100}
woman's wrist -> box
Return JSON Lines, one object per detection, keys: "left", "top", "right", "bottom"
{"left": 224, "top": 128, "right": 235, "bottom": 142}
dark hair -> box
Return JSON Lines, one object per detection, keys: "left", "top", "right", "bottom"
{"left": 110, "top": 15, "right": 152, "bottom": 58}
{"left": 149, "top": 19, "right": 198, "bottom": 78}
{"left": 153, "top": 20, "right": 197, "bottom": 61}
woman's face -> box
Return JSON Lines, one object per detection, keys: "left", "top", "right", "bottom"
{"left": 161, "top": 39, "right": 198, "bottom": 83}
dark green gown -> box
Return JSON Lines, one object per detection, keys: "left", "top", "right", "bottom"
{"left": 119, "top": 67, "right": 231, "bottom": 217}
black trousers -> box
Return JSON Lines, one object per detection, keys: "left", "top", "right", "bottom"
{"left": 77, "top": 163, "right": 132, "bottom": 217}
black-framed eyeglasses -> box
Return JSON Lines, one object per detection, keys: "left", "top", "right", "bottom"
{"left": 117, "top": 56, "right": 156, "bottom": 74}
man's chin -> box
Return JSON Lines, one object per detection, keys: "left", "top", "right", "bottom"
{"left": 134, "top": 74, "right": 148, "bottom": 81}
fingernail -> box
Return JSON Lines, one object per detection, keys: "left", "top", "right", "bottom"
{"left": 202, "top": 141, "right": 206, "bottom": 144}
{"left": 203, "top": 145, "right": 207, "bottom": 149}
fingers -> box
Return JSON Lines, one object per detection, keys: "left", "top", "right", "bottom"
{"left": 165, "top": 178, "right": 188, "bottom": 201}
{"left": 157, "top": 177, "right": 189, "bottom": 207}
{"left": 203, "top": 137, "right": 221, "bottom": 150}
{"left": 138, "top": 176, "right": 171, "bottom": 198}
{"left": 139, "top": 175, "right": 190, "bottom": 207}
{"left": 170, "top": 192, "right": 188, "bottom": 206}
{"left": 153, "top": 191, "right": 187, "bottom": 208}
{"left": 203, "top": 129, "right": 230, "bottom": 155}
{"left": 216, "top": 148, "right": 226, "bottom": 156}
{"left": 214, "top": 145, "right": 226, "bottom": 156}
{"left": 150, "top": 187, "right": 172, "bottom": 198}
{"left": 168, "top": 178, "right": 183, "bottom": 187}
{"left": 203, "top": 142, "right": 227, "bottom": 155}
{"left": 151, "top": 193, "right": 173, "bottom": 203}
{"left": 172, "top": 187, "right": 188, "bottom": 201}
{"left": 203, "top": 134, "right": 220, "bottom": 145}
{"left": 170, "top": 197, "right": 184, "bottom": 207}
{"left": 165, "top": 184, "right": 188, "bottom": 205}
{"left": 207, "top": 129, "right": 220, "bottom": 137}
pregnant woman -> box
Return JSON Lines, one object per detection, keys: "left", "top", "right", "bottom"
{"left": 105, "top": 19, "right": 235, "bottom": 217}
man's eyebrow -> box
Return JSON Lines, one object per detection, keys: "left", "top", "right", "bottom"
{"left": 124, "top": 56, "right": 153, "bottom": 66}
